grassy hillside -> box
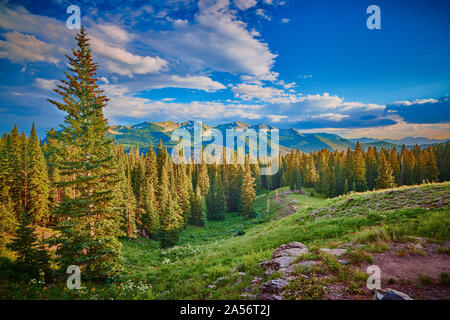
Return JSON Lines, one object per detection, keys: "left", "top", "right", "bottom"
{"left": 1, "top": 183, "right": 448, "bottom": 300}
{"left": 118, "top": 182, "right": 449, "bottom": 300}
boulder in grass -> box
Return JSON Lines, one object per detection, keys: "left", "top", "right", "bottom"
{"left": 273, "top": 242, "right": 309, "bottom": 259}
{"left": 375, "top": 289, "right": 413, "bottom": 300}
{"left": 320, "top": 248, "right": 346, "bottom": 257}
{"left": 259, "top": 278, "right": 288, "bottom": 296}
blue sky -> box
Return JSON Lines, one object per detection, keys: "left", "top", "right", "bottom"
{"left": 0, "top": 0, "right": 449, "bottom": 139}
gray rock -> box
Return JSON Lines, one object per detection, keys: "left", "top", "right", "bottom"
{"left": 320, "top": 248, "right": 346, "bottom": 256}
{"left": 338, "top": 259, "right": 350, "bottom": 265}
{"left": 375, "top": 289, "right": 413, "bottom": 300}
{"left": 274, "top": 242, "right": 307, "bottom": 252}
{"left": 285, "top": 260, "right": 318, "bottom": 274}
{"left": 273, "top": 247, "right": 309, "bottom": 259}
{"left": 259, "top": 278, "right": 288, "bottom": 295}
{"left": 259, "top": 256, "right": 295, "bottom": 271}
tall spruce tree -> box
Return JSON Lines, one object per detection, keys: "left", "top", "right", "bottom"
{"left": 352, "top": 142, "right": 367, "bottom": 191}
{"left": 365, "top": 146, "right": 377, "bottom": 190}
{"left": 240, "top": 161, "right": 256, "bottom": 219}
{"left": 7, "top": 212, "right": 50, "bottom": 279}
{"left": 206, "top": 173, "right": 226, "bottom": 221}
{"left": 376, "top": 153, "right": 396, "bottom": 190}
{"left": 140, "top": 179, "right": 159, "bottom": 237}
{"left": 423, "top": 148, "right": 439, "bottom": 182}
{"left": 26, "top": 123, "right": 51, "bottom": 226}
{"left": 7, "top": 125, "right": 25, "bottom": 213}
{"left": 189, "top": 185, "right": 206, "bottom": 227}
{"left": 158, "top": 162, "right": 182, "bottom": 247}
{"left": 0, "top": 186, "right": 16, "bottom": 255}
{"left": 197, "top": 156, "right": 210, "bottom": 196}
{"left": 47, "top": 27, "right": 122, "bottom": 279}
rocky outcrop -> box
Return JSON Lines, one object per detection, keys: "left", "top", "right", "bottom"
{"left": 255, "top": 242, "right": 353, "bottom": 300}
{"left": 257, "top": 242, "right": 310, "bottom": 299}
{"left": 259, "top": 242, "right": 310, "bottom": 276}
{"left": 259, "top": 279, "right": 288, "bottom": 300}
{"left": 272, "top": 242, "right": 309, "bottom": 258}
{"left": 319, "top": 248, "right": 346, "bottom": 256}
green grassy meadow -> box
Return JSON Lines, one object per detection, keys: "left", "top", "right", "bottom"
{"left": 1, "top": 182, "right": 449, "bottom": 300}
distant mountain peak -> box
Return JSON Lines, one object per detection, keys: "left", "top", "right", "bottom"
{"left": 106, "top": 120, "right": 449, "bottom": 154}
{"left": 153, "top": 120, "right": 181, "bottom": 132}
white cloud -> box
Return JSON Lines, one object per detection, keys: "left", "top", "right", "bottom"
{"left": 232, "top": 83, "right": 302, "bottom": 104}
{"left": 391, "top": 98, "right": 439, "bottom": 106}
{"left": 101, "top": 83, "right": 262, "bottom": 121}
{"left": 143, "top": 0, "right": 277, "bottom": 79}
{"left": 97, "top": 24, "right": 133, "bottom": 43}
{"left": 0, "top": 6, "right": 70, "bottom": 42}
{"left": 267, "top": 114, "right": 288, "bottom": 122}
{"left": 129, "top": 75, "right": 226, "bottom": 92}
{"left": 35, "top": 78, "right": 57, "bottom": 90}
{"left": 311, "top": 113, "right": 350, "bottom": 121}
{"left": 256, "top": 9, "right": 271, "bottom": 21}
{"left": 0, "top": 31, "right": 63, "bottom": 64}
{"left": 164, "top": 75, "right": 226, "bottom": 92}
{"left": 281, "top": 18, "right": 290, "bottom": 24}
{"left": 88, "top": 35, "right": 168, "bottom": 77}
{"left": 299, "top": 121, "right": 450, "bottom": 140}
{"left": 234, "top": 0, "right": 257, "bottom": 10}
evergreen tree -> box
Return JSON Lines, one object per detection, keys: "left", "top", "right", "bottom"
{"left": 227, "top": 163, "right": 243, "bottom": 212}
{"left": 7, "top": 212, "right": 50, "bottom": 279}
{"left": 140, "top": 180, "right": 159, "bottom": 237}
{"left": 7, "top": 125, "right": 25, "bottom": 213}
{"left": 240, "top": 162, "right": 256, "bottom": 219}
{"left": 305, "top": 155, "right": 318, "bottom": 187}
{"left": 0, "top": 186, "right": 16, "bottom": 255}
{"left": 365, "top": 146, "right": 377, "bottom": 190}
{"left": 144, "top": 142, "right": 158, "bottom": 187}
{"left": 158, "top": 163, "right": 182, "bottom": 247}
{"left": 352, "top": 142, "right": 367, "bottom": 191}
{"left": 423, "top": 148, "right": 439, "bottom": 182}
{"left": 376, "top": 153, "right": 396, "bottom": 189}
{"left": 122, "top": 157, "right": 137, "bottom": 238}
{"left": 190, "top": 185, "right": 206, "bottom": 227}
{"left": 206, "top": 173, "right": 226, "bottom": 221}
{"left": 343, "top": 179, "right": 349, "bottom": 194}
{"left": 401, "top": 146, "right": 416, "bottom": 185}
{"left": 26, "top": 123, "right": 51, "bottom": 226}
{"left": 175, "top": 161, "right": 191, "bottom": 224}
{"left": 388, "top": 148, "right": 400, "bottom": 186}
{"left": 47, "top": 27, "right": 122, "bottom": 279}
{"left": 197, "top": 156, "right": 210, "bottom": 196}
{"left": 45, "top": 127, "right": 68, "bottom": 216}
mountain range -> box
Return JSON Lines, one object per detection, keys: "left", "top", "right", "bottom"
{"left": 107, "top": 121, "right": 449, "bottom": 154}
